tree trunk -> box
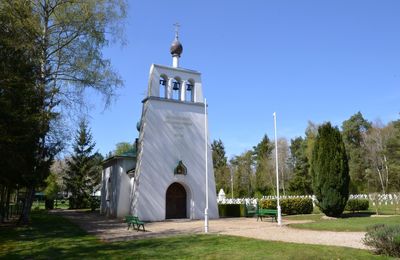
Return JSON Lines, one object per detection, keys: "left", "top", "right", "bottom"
{"left": 15, "top": 185, "right": 19, "bottom": 215}
{"left": 19, "top": 186, "right": 35, "bottom": 225}
{"left": 0, "top": 185, "right": 6, "bottom": 223}
{"left": 5, "top": 187, "right": 11, "bottom": 220}
{"left": 281, "top": 168, "right": 286, "bottom": 196}
{"left": 376, "top": 167, "right": 385, "bottom": 194}
{"left": 383, "top": 155, "right": 389, "bottom": 193}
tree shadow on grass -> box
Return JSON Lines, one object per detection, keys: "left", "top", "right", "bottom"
{"left": 0, "top": 210, "right": 88, "bottom": 244}
{"left": 340, "top": 212, "right": 375, "bottom": 218}
{"left": 1, "top": 232, "right": 209, "bottom": 259}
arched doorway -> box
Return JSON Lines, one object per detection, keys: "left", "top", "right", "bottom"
{"left": 166, "top": 182, "right": 187, "bottom": 219}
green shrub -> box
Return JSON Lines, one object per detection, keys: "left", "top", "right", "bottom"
{"left": 218, "top": 204, "right": 246, "bottom": 217}
{"left": 259, "top": 199, "right": 276, "bottom": 209}
{"left": 363, "top": 224, "right": 400, "bottom": 257}
{"left": 259, "top": 198, "right": 313, "bottom": 215}
{"left": 282, "top": 198, "right": 313, "bottom": 215}
{"left": 345, "top": 199, "right": 369, "bottom": 212}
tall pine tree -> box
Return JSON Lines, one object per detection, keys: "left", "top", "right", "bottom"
{"left": 253, "top": 135, "right": 274, "bottom": 196}
{"left": 231, "top": 151, "right": 254, "bottom": 197}
{"left": 211, "top": 139, "right": 230, "bottom": 194}
{"left": 311, "top": 122, "right": 350, "bottom": 217}
{"left": 342, "top": 112, "right": 371, "bottom": 193}
{"left": 0, "top": 2, "right": 48, "bottom": 222}
{"left": 288, "top": 137, "right": 312, "bottom": 195}
{"left": 64, "top": 120, "right": 102, "bottom": 209}
{"left": 387, "top": 119, "right": 400, "bottom": 191}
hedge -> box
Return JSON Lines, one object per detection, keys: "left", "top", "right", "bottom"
{"left": 218, "top": 204, "right": 246, "bottom": 217}
{"left": 345, "top": 198, "right": 369, "bottom": 212}
{"left": 259, "top": 198, "right": 313, "bottom": 215}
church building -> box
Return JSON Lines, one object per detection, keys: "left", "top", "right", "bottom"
{"left": 100, "top": 30, "right": 219, "bottom": 221}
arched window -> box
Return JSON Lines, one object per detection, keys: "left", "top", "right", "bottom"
{"left": 172, "top": 77, "right": 181, "bottom": 100}
{"left": 159, "top": 75, "right": 168, "bottom": 98}
{"left": 186, "top": 79, "right": 194, "bottom": 102}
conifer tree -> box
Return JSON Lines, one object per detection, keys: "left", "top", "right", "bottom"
{"left": 288, "top": 137, "right": 312, "bottom": 195}
{"left": 342, "top": 112, "right": 371, "bottom": 193}
{"left": 232, "top": 151, "right": 254, "bottom": 197}
{"left": 387, "top": 119, "right": 400, "bottom": 191}
{"left": 211, "top": 139, "right": 230, "bottom": 194}
{"left": 311, "top": 122, "right": 350, "bottom": 217}
{"left": 253, "top": 135, "right": 274, "bottom": 195}
{"left": 0, "top": 2, "right": 45, "bottom": 222}
{"left": 64, "top": 121, "right": 102, "bottom": 209}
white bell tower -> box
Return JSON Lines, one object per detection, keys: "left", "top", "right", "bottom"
{"left": 130, "top": 28, "right": 219, "bottom": 221}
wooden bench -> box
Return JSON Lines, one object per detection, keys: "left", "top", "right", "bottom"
{"left": 125, "top": 215, "right": 146, "bottom": 231}
{"left": 256, "top": 209, "right": 278, "bottom": 222}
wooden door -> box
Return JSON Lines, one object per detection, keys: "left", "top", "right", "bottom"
{"left": 166, "top": 183, "right": 187, "bottom": 219}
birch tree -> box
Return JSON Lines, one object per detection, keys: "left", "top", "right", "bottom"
{"left": 362, "top": 121, "right": 394, "bottom": 194}
{"left": 276, "top": 138, "right": 290, "bottom": 195}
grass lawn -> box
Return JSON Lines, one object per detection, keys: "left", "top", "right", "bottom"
{"left": 288, "top": 214, "right": 400, "bottom": 232}
{"left": 369, "top": 203, "right": 400, "bottom": 215}
{"left": 0, "top": 211, "right": 393, "bottom": 259}
{"left": 284, "top": 213, "right": 324, "bottom": 221}
{"left": 286, "top": 202, "right": 400, "bottom": 232}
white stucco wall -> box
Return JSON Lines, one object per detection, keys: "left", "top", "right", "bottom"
{"left": 116, "top": 160, "right": 135, "bottom": 217}
{"left": 100, "top": 157, "right": 135, "bottom": 218}
{"left": 100, "top": 168, "right": 109, "bottom": 214}
{"left": 133, "top": 98, "right": 218, "bottom": 221}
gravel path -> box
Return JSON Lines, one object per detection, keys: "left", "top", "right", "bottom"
{"left": 54, "top": 210, "right": 367, "bottom": 249}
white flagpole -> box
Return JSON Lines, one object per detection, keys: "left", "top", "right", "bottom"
{"left": 273, "top": 112, "right": 282, "bottom": 226}
{"left": 204, "top": 98, "right": 209, "bottom": 233}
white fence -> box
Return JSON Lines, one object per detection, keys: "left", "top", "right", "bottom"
{"left": 350, "top": 193, "right": 400, "bottom": 206}
{"left": 217, "top": 193, "right": 400, "bottom": 207}
{"left": 217, "top": 195, "right": 316, "bottom": 207}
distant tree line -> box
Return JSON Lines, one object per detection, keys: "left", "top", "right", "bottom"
{"left": 212, "top": 112, "right": 400, "bottom": 198}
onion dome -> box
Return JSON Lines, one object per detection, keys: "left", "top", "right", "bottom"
{"left": 170, "top": 37, "right": 183, "bottom": 57}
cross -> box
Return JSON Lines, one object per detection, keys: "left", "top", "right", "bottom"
{"left": 173, "top": 22, "right": 180, "bottom": 39}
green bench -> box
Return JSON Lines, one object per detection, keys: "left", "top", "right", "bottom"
{"left": 125, "top": 215, "right": 146, "bottom": 231}
{"left": 256, "top": 208, "right": 278, "bottom": 222}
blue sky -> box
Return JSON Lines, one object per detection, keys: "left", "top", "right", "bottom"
{"left": 87, "top": 0, "right": 400, "bottom": 158}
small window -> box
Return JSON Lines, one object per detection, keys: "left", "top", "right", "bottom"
{"left": 174, "top": 161, "right": 187, "bottom": 175}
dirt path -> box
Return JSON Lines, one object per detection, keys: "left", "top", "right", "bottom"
{"left": 54, "top": 210, "right": 367, "bottom": 249}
